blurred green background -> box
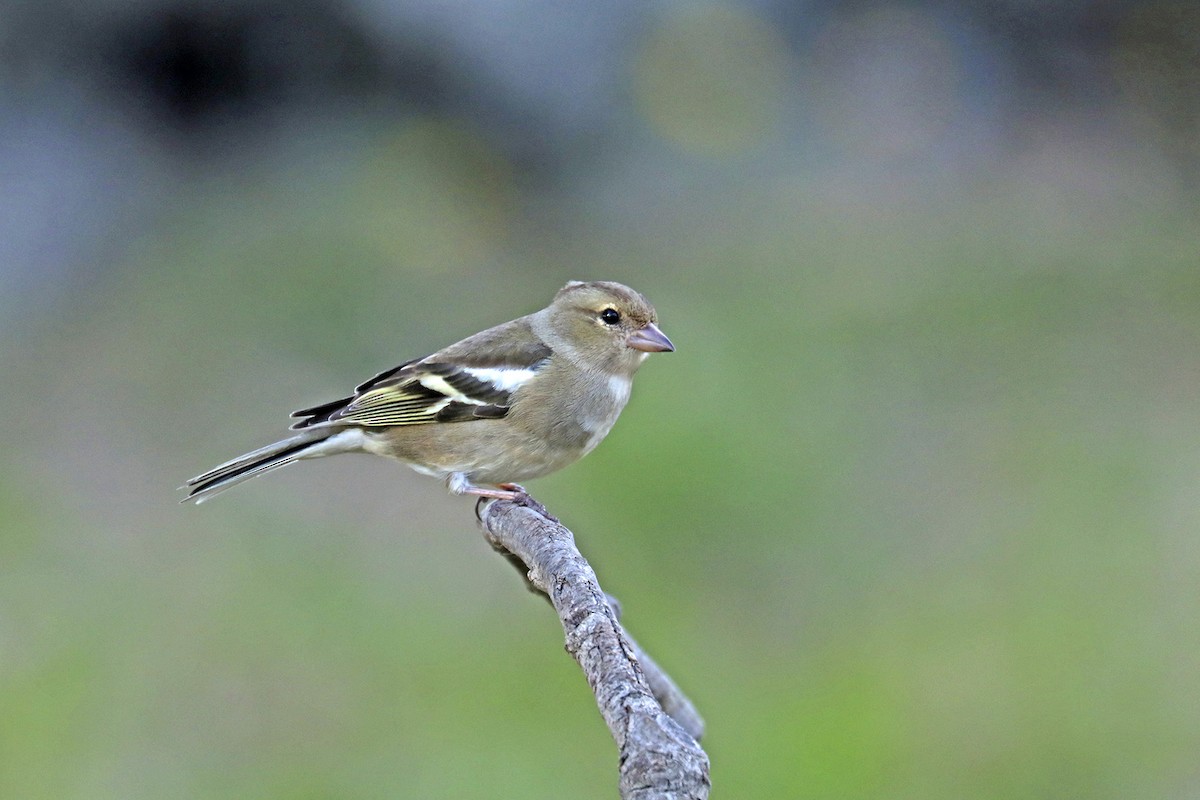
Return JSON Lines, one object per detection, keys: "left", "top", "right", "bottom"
{"left": 3, "top": 2, "right": 1199, "bottom": 797}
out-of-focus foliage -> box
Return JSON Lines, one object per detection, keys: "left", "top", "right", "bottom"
{"left": 3, "top": 2, "right": 1198, "bottom": 798}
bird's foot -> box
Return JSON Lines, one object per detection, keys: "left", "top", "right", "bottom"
{"left": 496, "top": 483, "right": 557, "bottom": 521}
{"left": 455, "top": 475, "right": 554, "bottom": 521}
{"left": 451, "top": 472, "right": 519, "bottom": 500}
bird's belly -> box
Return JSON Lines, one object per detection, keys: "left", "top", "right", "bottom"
{"left": 465, "top": 438, "right": 585, "bottom": 484}
{"left": 366, "top": 422, "right": 586, "bottom": 486}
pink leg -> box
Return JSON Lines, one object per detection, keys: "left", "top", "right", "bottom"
{"left": 448, "top": 473, "right": 525, "bottom": 500}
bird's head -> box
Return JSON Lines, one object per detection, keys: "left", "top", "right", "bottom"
{"left": 543, "top": 280, "right": 674, "bottom": 374}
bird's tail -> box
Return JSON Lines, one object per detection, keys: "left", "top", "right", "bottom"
{"left": 182, "top": 428, "right": 365, "bottom": 503}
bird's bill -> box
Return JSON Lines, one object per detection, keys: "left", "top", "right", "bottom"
{"left": 627, "top": 323, "right": 675, "bottom": 353}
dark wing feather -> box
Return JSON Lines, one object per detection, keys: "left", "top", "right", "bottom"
{"left": 435, "top": 401, "right": 509, "bottom": 422}
{"left": 290, "top": 395, "right": 355, "bottom": 429}
{"left": 289, "top": 323, "right": 552, "bottom": 431}
{"left": 290, "top": 357, "right": 422, "bottom": 429}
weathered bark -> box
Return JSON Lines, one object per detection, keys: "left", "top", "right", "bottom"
{"left": 478, "top": 498, "right": 710, "bottom": 800}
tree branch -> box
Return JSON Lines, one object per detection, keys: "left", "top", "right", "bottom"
{"left": 478, "top": 498, "right": 711, "bottom": 800}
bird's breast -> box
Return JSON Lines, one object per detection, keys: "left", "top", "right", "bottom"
{"left": 575, "top": 374, "right": 632, "bottom": 454}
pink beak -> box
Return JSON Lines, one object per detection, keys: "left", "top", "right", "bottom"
{"left": 627, "top": 323, "right": 675, "bottom": 353}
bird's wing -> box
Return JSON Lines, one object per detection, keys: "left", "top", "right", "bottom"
{"left": 290, "top": 324, "right": 552, "bottom": 429}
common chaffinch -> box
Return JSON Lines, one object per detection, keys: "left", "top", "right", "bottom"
{"left": 183, "top": 280, "right": 674, "bottom": 503}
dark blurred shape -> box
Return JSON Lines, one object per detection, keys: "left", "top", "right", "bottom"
{"left": 1112, "top": 3, "right": 1200, "bottom": 180}
{"left": 122, "top": 8, "right": 255, "bottom": 124}
{"left": 111, "top": 2, "right": 409, "bottom": 132}
{"left": 972, "top": 2, "right": 1130, "bottom": 105}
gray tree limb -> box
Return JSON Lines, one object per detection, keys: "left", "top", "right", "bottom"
{"left": 478, "top": 498, "right": 711, "bottom": 800}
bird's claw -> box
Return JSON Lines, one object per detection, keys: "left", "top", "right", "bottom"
{"left": 473, "top": 484, "right": 556, "bottom": 522}
{"left": 497, "top": 484, "right": 557, "bottom": 522}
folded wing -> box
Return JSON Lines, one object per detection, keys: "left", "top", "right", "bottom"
{"left": 290, "top": 343, "right": 551, "bottom": 430}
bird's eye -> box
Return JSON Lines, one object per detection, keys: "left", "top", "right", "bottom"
{"left": 599, "top": 308, "right": 621, "bottom": 325}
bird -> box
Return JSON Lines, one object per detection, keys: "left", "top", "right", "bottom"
{"left": 182, "top": 280, "right": 674, "bottom": 504}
